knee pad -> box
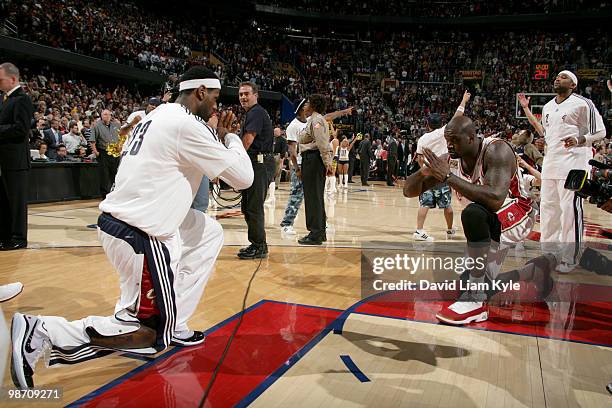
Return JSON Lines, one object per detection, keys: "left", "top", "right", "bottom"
{"left": 461, "top": 203, "right": 491, "bottom": 242}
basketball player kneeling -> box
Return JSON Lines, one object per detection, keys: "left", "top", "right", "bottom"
{"left": 9, "top": 67, "right": 254, "bottom": 389}
{"left": 404, "top": 117, "right": 556, "bottom": 325}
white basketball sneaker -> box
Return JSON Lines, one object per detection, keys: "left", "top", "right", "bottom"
{"left": 281, "top": 225, "right": 296, "bottom": 236}
{"left": 446, "top": 229, "right": 456, "bottom": 240}
{"left": 0, "top": 282, "right": 23, "bottom": 302}
{"left": 413, "top": 230, "right": 434, "bottom": 242}
{"left": 11, "top": 313, "right": 50, "bottom": 389}
{"left": 436, "top": 291, "right": 488, "bottom": 325}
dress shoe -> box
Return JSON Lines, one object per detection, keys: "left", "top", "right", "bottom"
{"left": 0, "top": 282, "right": 23, "bottom": 302}
{"left": 238, "top": 244, "right": 268, "bottom": 259}
{"left": 362, "top": 183, "right": 370, "bottom": 186}
{"left": 0, "top": 241, "right": 27, "bottom": 251}
{"left": 298, "top": 235, "right": 323, "bottom": 245}
{"left": 238, "top": 244, "right": 256, "bottom": 254}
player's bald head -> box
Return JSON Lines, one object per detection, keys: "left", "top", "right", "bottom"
{"left": 446, "top": 116, "right": 475, "bottom": 139}
{"left": 444, "top": 116, "right": 478, "bottom": 159}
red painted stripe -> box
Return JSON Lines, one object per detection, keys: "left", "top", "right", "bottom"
{"left": 354, "top": 283, "right": 612, "bottom": 346}
{"left": 80, "top": 302, "right": 340, "bottom": 407}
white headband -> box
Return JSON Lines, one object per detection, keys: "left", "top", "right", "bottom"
{"left": 179, "top": 78, "right": 221, "bottom": 91}
{"left": 558, "top": 70, "right": 578, "bottom": 86}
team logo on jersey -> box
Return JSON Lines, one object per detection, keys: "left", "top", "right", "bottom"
{"left": 146, "top": 289, "right": 156, "bottom": 301}
{"left": 562, "top": 114, "right": 567, "bottom": 122}
{"left": 507, "top": 212, "right": 515, "bottom": 222}
{"left": 545, "top": 114, "right": 549, "bottom": 125}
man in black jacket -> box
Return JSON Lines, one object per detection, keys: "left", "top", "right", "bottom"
{"left": 358, "top": 133, "right": 373, "bottom": 186}
{"left": 386, "top": 133, "right": 398, "bottom": 186}
{"left": 0, "top": 63, "right": 34, "bottom": 250}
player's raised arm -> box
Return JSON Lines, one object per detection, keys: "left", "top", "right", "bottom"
{"left": 323, "top": 106, "right": 354, "bottom": 121}
{"left": 450, "top": 90, "right": 471, "bottom": 120}
{"left": 518, "top": 93, "right": 545, "bottom": 137}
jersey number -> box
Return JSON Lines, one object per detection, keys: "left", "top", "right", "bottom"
{"left": 123, "top": 120, "right": 151, "bottom": 157}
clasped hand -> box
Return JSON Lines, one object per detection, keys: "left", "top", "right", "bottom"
{"left": 421, "top": 148, "right": 450, "bottom": 181}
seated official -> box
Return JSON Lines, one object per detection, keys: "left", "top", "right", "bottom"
{"left": 36, "top": 142, "right": 49, "bottom": 161}
{"left": 54, "top": 145, "right": 77, "bottom": 162}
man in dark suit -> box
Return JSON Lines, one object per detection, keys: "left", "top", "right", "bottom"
{"left": 43, "top": 118, "right": 63, "bottom": 159}
{"left": 386, "top": 134, "right": 398, "bottom": 186}
{"left": 397, "top": 137, "right": 406, "bottom": 178}
{"left": 358, "top": 133, "right": 373, "bottom": 186}
{"left": 0, "top": 63, "right": 34, "bottom": 250}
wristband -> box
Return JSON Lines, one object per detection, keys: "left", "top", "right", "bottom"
{"left": 456, "top": 106, "right": 465, "bottom": 112}
{"left": 444, "top": 172, "right": 452, "bottom": 182}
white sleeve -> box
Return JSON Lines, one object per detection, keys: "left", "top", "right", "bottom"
{"left": 580, "top": 100, "right": 606, "bottom": 145}
{"left": 126, "top": 111, "right": 143, "bottom": 124}
{"left": 217, "top": 133, "right": 254, "bottom": 190}
{"left": 286, "top": 123, "right": 298, "bottom": 143}
{"left": 415, "top": 137, "right": 423, "bottom": 155}
{"left": 179, "top": 120, "right": 253, "bottom": 190}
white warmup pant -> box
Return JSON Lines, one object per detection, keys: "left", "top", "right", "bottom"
{"left": 539, "top": 179, "right": 584, "bottom": 264}
{"left": 42, "top": 209, "right": 224, "bottom": 366}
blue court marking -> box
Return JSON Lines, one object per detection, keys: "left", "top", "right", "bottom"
{"left": 333, "top": 291, "right": 392, "bottom": 334}
{"left": 67, "top": 299, "right": 269, "bottom": 407}
{"left": 340, "top": 355, "right": 370, "bottom": 382}
{"left": 235, "top": 313, "right": 340, "bottom": 407}
{"left": 86, "top": 224, "right": 98, "bottom": 229}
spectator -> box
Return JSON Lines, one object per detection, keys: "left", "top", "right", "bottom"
{"left": 91, "top": 110, "right": 120, "bottom": 198}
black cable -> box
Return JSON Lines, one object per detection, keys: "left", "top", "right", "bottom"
{"left": 198, "top": 255, "right": 265, "bottom": 408}
{"left": 210, "top": 183, "right": 242, "bottom": 210}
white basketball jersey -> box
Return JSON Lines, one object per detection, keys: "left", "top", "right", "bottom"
{"left": 452, "top": 137, "right": 534, "bottom": 233}
{"left": 339, "top": 146, "right": 349, "bottom": 161}
{"left": 541, "top": 93, "right": 605, "bottom": 180}
{"left": 100, "top": 103, "right": 244, "bottom": 238}
{"left": 286, "top": 117, "right": 307, "bottom": 165}
{"left": 416, "top": 125, "right": 447, "bottom": 156}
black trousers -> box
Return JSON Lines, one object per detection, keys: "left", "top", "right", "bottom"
{"left": 241, "top": 156, "right": 274, "bottom": 247}
{"left": 0, "top": 168, "right": 28, "bottom": 244}
{"left": 348, "top": 153, "right": 356, "bottom": 182}
{"left": 301, "top": 151, "right": 326, "bottom": 239}
{"left": 387, "top": 157, "right": 398, "bottom": 185}
{"left": 360, "top": 157, "right": 370, "bottom": 185}
{"left": 99, "top": 149, "right": 119, "bottom": 197}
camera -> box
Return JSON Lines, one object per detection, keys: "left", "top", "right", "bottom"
{"left": 162, "top": 75, "right": 179, "bottom": 102}
{"left": 564, "top": 160, "right": 612, "bottom": 207}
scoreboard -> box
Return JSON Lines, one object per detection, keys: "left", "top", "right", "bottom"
{"left": 532, "top": 61, "right": 552, "bottom": 81}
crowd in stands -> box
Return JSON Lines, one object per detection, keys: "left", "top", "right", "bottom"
{"left": 3, "top": 0, "right": 610, "bottom": 153}
{"left": 2, "top": 0, "right": 202, "bottom": 74}
{"left": 254, "top": 0, "right": 608, "bottom": 17}
{"left": 21, "top": 67, "right": 149, "bottom": 161}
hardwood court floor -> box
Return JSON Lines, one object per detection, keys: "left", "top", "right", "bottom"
{"left": 1, "top": 181, "right": 611, "bottom": 407}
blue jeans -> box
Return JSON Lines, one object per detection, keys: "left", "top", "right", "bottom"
{"left": 280, "top": 170, "right": 304, "bottom": 227}
{"left": 191, "top": 176, "right": 210, "bottom": 213}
